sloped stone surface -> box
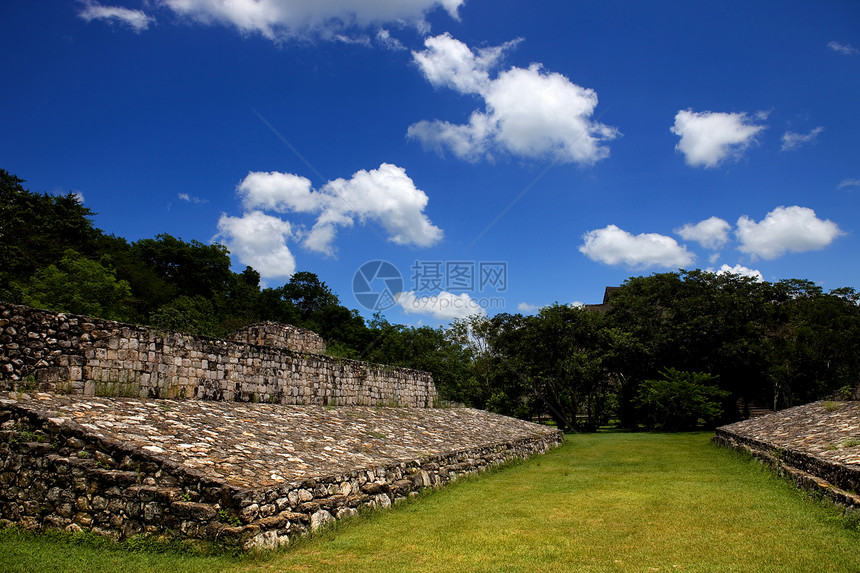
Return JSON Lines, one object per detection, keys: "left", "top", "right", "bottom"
{"left": 2, "top": 393, "right": 555, "bottom": 487}
{"left": 714, "top": 400, "right": 860, "bottom": 507}
{"left": 0, "top": 393, "right": 562, "bottom": 548}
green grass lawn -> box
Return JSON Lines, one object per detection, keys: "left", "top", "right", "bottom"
{"left": 2, "top": 432, "right": 858, "bottom": 572}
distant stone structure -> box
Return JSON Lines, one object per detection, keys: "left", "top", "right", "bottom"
{"left": 229, "top": 322, "right": 327, "bottom": 356}
{"left": 583, "top": 286, "right": 620, "bottom": 313}
{"left": 0, "top": 302, "right": 435, "bottom": 408}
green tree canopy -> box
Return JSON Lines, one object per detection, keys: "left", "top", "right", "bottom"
{"left": 132, "top": 234, "right": 233, "bottom": 299}
{"left": 634, "top": 368, "right": 728, "bottom": 432}
{"left": 14, "top": 249, "right": 132, "bottom": 321}
{"left": 0, "top": 170, "right": 101, "bottom": 298}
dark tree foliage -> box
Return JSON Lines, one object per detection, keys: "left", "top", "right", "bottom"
{"left": 149, "top": 295, "right": 219, "bottom": 337}
{"left": 475, "top": 306, "right": 617, "bottom": 431}
{"left": 469, "top": 270, "right": 860, "bottom": 430}
{"left": 280, "top": 272, "right": 341, "bottom": 325}
{"left": 132, "top": 234, "right": 233, "bottom": 300}
{"left": 0, "top": 170, "right": 102, "bottom": 299}
{"left": 601, "top": 271, "right": 860, "bottom": 426}
{"left": 603, "top": 271, "right": 776, "bottom": 426}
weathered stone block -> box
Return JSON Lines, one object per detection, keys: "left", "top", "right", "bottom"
{"left": 309, "top": 509, "right": 333, "bottom": 532}
{"left": 171, "top": 501, "right": 216, "bottom": 522}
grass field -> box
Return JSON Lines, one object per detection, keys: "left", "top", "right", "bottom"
{"left": 2, "top": 432, "right": 858, "bottom": 572}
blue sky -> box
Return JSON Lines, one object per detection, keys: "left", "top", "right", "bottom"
{"left": 2, "top": 0, "right": 858, "bottom": 325}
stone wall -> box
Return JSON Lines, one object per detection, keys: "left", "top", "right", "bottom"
{"left": 229, "top": 322, "right": 327, "bottom": 355}
{"left": 714, "top": 429, "right": 860, "bottom": 511}
{"left": 714, "top": 401, "right": 860, "bottom": 511}
{"left": 0, "top": 396, "right": 564, "bottom": 549}
{"left": 0, "top": 302, "right": 435, "bottom": 408}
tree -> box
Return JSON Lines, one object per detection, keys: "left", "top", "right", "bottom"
{"left": 447, "top": 315, "right": 500, "bottom": 408}
{"left": 280, "top": 271, "right": 341, "bottom": 327}
{"left": 0, "top": 170, "right": 101, "bottom": 298}
{"left": 766, "top": 282, "right": 860, "bottom": 408}
{"left": 254, "top": 287, "right": 301, "bottom": 326}
{"left": 149, "top": 295, "right": 219, "bottom": 337}
{"left": 634, "top": 368, "right": 728, "bottom": 431}
{"left": 94, "top": 233, "right": 175, "bottom": 322}
{"left": 478, "top": 312, "right": 536, "bottom": 420}
{"left": 315, "top": 305, "right": 367, "bottom": 358}
{"left": 605, "top": 271, "right": 773, "bottom": 426}
{"left": 132, "top": 234, "right": 233, "bottom": 299}
{"left": 484, "top": 306, "right": 614, "bottom": 431}
{"left": 14, "top": 249, "right": 132, "bottom": 321}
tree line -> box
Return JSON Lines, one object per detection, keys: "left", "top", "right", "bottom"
{"left": 447, "top": 270, "right": 860, "bottom": 431}
{"left": 2, "top": 169, "right": 858, "bottom": 430}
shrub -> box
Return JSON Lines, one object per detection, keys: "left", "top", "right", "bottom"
{"left": 634, "top": 368, "right": 729, "bottom": 431}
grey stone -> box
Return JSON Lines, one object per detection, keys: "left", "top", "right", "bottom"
{"left": 309, "top": 509, "right": 333, "bottom": 532}
{"left": 143, "top": 502, "right": 162, "bottom": 522}
{"left": 244, "top": 530, "right": 281, "bottom": 551}
{"left": 171, "top": 501, "right": 216, "bottom": 522}
{"left": 372, "top": 494, "right": 392, "bottom": 509}
{"left": 239, "top": 503, "right": 259, "bottom": 523}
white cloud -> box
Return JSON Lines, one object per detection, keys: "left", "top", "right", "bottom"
{"left": 376, "top": 29, "right": 405, "bottom": 51}
{"left": 408, "top": 34, "right": 618, "bottom": 164}
{"left": 837, "top": 178, "right": 860, "bottom": 190}
{"left": 517, "top": 302, "right": 541, "bottom": 313}
{"left": 736, "top": 206, "right": 843, "bottom": 260}
{"left": 715, "top": 264, "right": 763, "bottom": 282}
{"left": 237, "top": 164, "right": 442, "bottom": 256}
{"left": 238, "top": 171, "right": 317, "bottom": 213}
{"left": 828, "top": 41, "right": 859, "bottom": 55}
{"left": 674, "top": 216, "right": 731, "bottom": 250}
{"left": 397, "top": 291, "right": 486, "bottom": 321}
{"left": 412, "top": 32, "right": 516, "bottom": 95}
{"left": 781, "top": 127, "right": 824, "bottom": 151}
{"left": 78, "top": 1, "right": 154, "bottom": 32}
{"left": 215, "top": 210, "right": 297, "bottom": 280}
{"left": 158, "top": 0, "right": 464, "bottom": 41}
{"left": 72, "top": 191, "right": 85, "bottom": 204}
{"left": 579, "top": 225, "right": 695, "bottom": 269}
{"left": 671, "top": 109, "right": 766, "bottom": 168}
{"left": 316, "top": 163, "right": 443, "bottom": 252}
{"left": 333, "top": 33, "right": 371, "bottom": 46}
{"left": 178, "top": 192, "right": 207, "bottom": 204}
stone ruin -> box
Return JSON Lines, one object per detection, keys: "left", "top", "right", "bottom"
{"left": 229, "top": 322, "right": 327, "bottom": 356}
{"left": 0, "top": 302, "right": 435, "bottom": 407}
{"left": 0, "top": 303, "right": 564, "bottom": 549}
{"left": 714, "top": 401, "right": 860, "bottom": 513}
